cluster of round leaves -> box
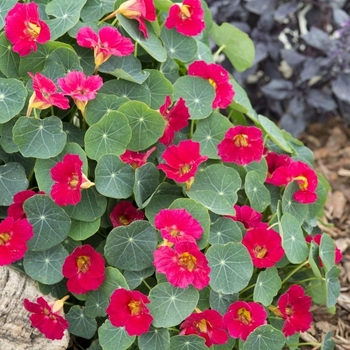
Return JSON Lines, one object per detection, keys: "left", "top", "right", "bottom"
{"left": 0, "top": 0, "right": 341, "bottom": 350}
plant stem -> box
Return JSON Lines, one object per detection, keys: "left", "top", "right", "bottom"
{"left": 189, "top": 119, "right": 195, "bottom": 138}
{"left": 143, "top": 279, "right": 152, "bottom": 291}
{"left": 213, "top": 44, "right": 226, "bottom": 61}
{"left": 281, "top": 260, "right": 309, "bottom": 285}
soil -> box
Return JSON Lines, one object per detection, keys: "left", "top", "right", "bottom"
{"left": 299, "top": 117, "right": 350, "bottom": 350}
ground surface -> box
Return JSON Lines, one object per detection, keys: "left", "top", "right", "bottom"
{"left": 299, "top": 118, "right": 350, "bottom": 350}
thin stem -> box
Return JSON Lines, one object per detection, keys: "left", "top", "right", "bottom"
{"left": 288, "top": 342, "right": 321, "bottom": 347}
{"left": 168, "top": 327, "right": 180, "bottom": 333}
{"left": 33, "top": 108, "right": 39, "bottom": 119}
{"left": 240, "top": 283, "right": 256, "bottom": 294}
{"left": 189, "top": 119, "right": 196, "bottom": 138}
{"left": 281, "top": 260, "right": 309, "bottom": 285}
{"left": 50, "top": 106, "right": 54, "bottom": 116}
{"left": 296, "top": 277, "right": 325, "bottom": 284}
{"left": 268, "top": 222, "right": 279, "bottom": 230}
{"left": 213, "top": 44, "right": 226, "bottom": 61}
{"left": 142, "top": 279, "right": 152, "bottom": 291}
{"left": 134, "top": 42, "right": 138, "bottom": 57}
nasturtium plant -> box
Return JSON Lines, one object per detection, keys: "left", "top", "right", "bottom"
{"left": 0, "top": 1, "right": 341, "bottom": 350}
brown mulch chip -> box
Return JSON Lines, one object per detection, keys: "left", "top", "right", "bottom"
{"left": 299, "top": 117, "right": 350, "bottom": 349}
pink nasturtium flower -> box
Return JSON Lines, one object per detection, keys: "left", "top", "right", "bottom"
{"left": 62, "top": 245, "right": 105, "bottom": 294}
{"left": 4, "top": 2, "right": 50, "bottom": 56}
{"left": 109, "top": 200, "right": 145, "bottom": 227}
{"left": 153, "top": 241, "right": 210, "bottom": 289}
{"left": 50, "top": 154, "right": 94, "bottom": 206}
{"left": 157, "top": 140, "right": 208, "bottom": 188}
{"left": 265, "top": 151, "right": 293, "bottom": 184}
{"left": 271, "top": 284, "right": 313, "bottom": 337}
{"left": 27, "top": 72, "right": 70, "bottom": 117}
{"left": 23, "top": 296, "right": 69, "bottom": 340}
{"left": 102, "top": 0, "right": 156, "bottom": 38}
{"left": 159, "top": 96, "right": 190, "bottom": 146}
{"left": 0, "top": 216, "right": 34, "bottom": 266}
{"left": 106, "top": 288, "right": 153, "bottom": 336}
{"left": 57, "top": 71, "right": 103, "bottom": 118}
{"left": 155, "top": 208, "right": 203, "bottom": 244}
{"left": 305, "top": 234, "right": 342, "bottom": 266}
{"left": 224, "top": 204, "right": 263, "bottom": 229}
{"left": 76, "top": 26, "right": 134, "bottom": 73}
{"left": 223, "top": 301, "right": 267, "bottom": 341}
{"left": 120, "top": 146, "right": 156, "bottom": 169}
{"left": 180, "top": 309, "right": 229, "bottom": 347}
{"left": 242, "top": 224, "right": 285, "bottom": 268}
{"left": 188, "top": 60, "right": 235, "bottom": 109}
{"left": 269, "top": 160, "right": 318, "bottom": 204}
{"left": 218, "top": 125, "right": 264, "bottom": 165}
{"left": 165, "top": 0, "right": 205, "bottom": 37}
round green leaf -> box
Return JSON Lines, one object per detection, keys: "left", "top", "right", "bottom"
{"left": 192, "top": 111, "right": 233, "bottom": 159}
{"left": 138, "top": 326, "right": 170, "bottom": 350}
{"left": 160, "top": 56, "right": 179, "bottom": 84}
{"left": 69, "top": 218, "right": 101, "bottom": 241}
{"left": 321, "top": 331, "right": 335, "bottom": 350}
{"left": 282, "top": 182, "right": 309, "bottom": 223}
{"left": 209, "top": 289, "right": 238, "bottom": 315}
{"left": 0, "top": 32, "right": 20, "bottom": 78}
{"left": 253, "top": 267, "right": 282, "bottom": 306}
{"left": 169, "top": 335, "right": 207, "bottom": 350}
{"left": 105, "top": 221, "right": 158, "bottom": 271}
{"left": 98, "top": 320, "right": 135, "bottom": 350}
{"left": 85, "top": 289, "right": 109, "bottom": 318}
{"left": 173, "top": 76, "right": 215, "bottom": 120}
{"left": 85, "top": 93, "right": 129, "bottom": 126}
{"left": 80, "top": 0, "right": 115, "bottom": 21}
{"left": 124, "top": 267, "right": 155, "bottom": 289}
{"left": 62, "top": 122, "right": 85, "bottom": 146}
{"left": 160, "top": 27, "right": 197, "bottom": 62}
{"left": 100, "top": 266, "right": 129, "bottom": 297}
{"left": 325, "top": 266, "right": 341, "bottom": 308}
{"left": 144, "top": 69, "right": 173, "bottom": 109}
{"left": 320, "top": 233, "right": 336, "bottom": 272}
{"left": 66, "top": 306, "right": 97, "bottom": 339}
{"left": 24, "top": 194, "right": 71, "bottom": 251}
{"left": 0, "top": 1, "right": 17, "bottom": 30}
{"left": 95, "top": 154, "right": 135, "bottom": 199}
{"left": 0, "top": 78, "right": 27, "bottom": 123}
{"left": 46, "top": 47, "right": 82, "bottom": 73}
{"left": 245, "top": 158, "right": 268, "bottom": 183}
{"left": 148, "top": 282, "right": 199, "bottom": 328}
{"left": 64, "top": 188, "right": 107, "bottom": 222}
{"left": 245, "top": 171, "right": 271, "bottom": 212}
{"left": 207, "top": 242, "right": 253, "bottom": 294}
{"left": 84, "top": 111, "right": 132, "bottom": 160}
{"left": 279, "top": 213, "right": 308, "bottom": 264}
{"left": 61, "top": 236, "right": 81, "bottom": 254}
{"left": 134, "top": 163, "right": 159, "bottom": 208}
{"left": 209, "top": 217, "right": 242, "bottom": 245}
{"left": 118, "top": 101, "right": 165, "bottom": 151}
{"left": 0, "top": 162, "right": 28, "bottom": 205}
{"left": 117, "top": 14, "right": 167, "bottom": 62}
{"left": 13, "top": 116, "right": 67, "bottom": 159}
{"left": 243, "top": 325, "right": 285, "bottom": 350}
{"left": 192, "top": 41, "right": 215, "bottom": 64}
{"left": 188, "top": 164, "right": 241, "bottom": 215}
{"left": 23, "top": 244, "right": 68, "bottom": 285}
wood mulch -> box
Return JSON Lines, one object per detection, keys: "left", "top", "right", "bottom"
{"left": 299, "top": 117, "right": 350, "bottom": 350}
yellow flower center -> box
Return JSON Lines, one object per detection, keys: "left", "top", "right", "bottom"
{"left": 180, "top": 164, "right": 192, "bottom": 175}
{"left": 196, "top": 318, "right": 209, "bottom": 333}
{"left": 178, "top": 252, "right": 197, "bottom": 271}
{"left": 208, "top": 78, "right": 217, "bottom": 90}
{"left": 180, "top": 4, "right": 191, "bottom": 19}
{"left": 128, "top": 300, "right": 142, "bottom": 315}
{"left": 69, "top": 174, "right": 79, "bottom": 188}
{"left": 26, "top": 21, "right": 41, "bottom": 40}
{"left": 119, "top": 215, "right": 130, "bottom": 225}
{"left": 233, "top": 134, "right": 249, "bottom": 147}
{"left": 0, "top": 232, "right": 10, "bottom": 245}
{"left": 169, "top": 226, "right": 179, "bottom": 237}
{"left": 237, "top": 307, "right": 252, "bottom": 325}
{"left": 293, "top": 175, "right": 308, "bottom": 191}
{"left": 76, "top": 255, "right": 91, "bottom": 273}
{"left": 254, "top": 245, "right": 268, "bottom": 259}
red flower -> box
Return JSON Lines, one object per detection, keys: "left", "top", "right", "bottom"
{"left": 155, "top": 208, "right": 203, "bottom": 244}
{"left": 50, "top": 154, "right": 94, "bottom": 206}
{"left": 57, "top": 71, "right": 103, "bottom": 117}
{"left": 153, "top": 241, "right": 210, "bottom": 289}
{"left": 165, "top": 0, "right": 205, "bottom": 37}
{"left": 242, "top": 224, "right": 284, "bottom": 268}
{"left": 305, "top": 234, "right": 342, "bottom": 266}
{"left": 62, "top": 244, "right": 105, "bottom": 294}
{"left": 109, "top": 201, "right": 145, "bottom": 227}
{"left": 159, "top": 96, "right": 190, "bottom": 146}
{"left": 106, "top": 288, "right": 153, "bottom": 336}
{"left": 120, "top": 147, "right": 156, "bottom": 169}
{"left": 224, "top": 205, "right": 263, "bottom": 229}
{"left": 188, "top": 61, "right": 235, "bottom": 109}
{"left": 217, "top": 126, "right": 264, "bottom": 165}
{"left": 276, "top": 284, "right": 312, "bottom": 336}
{"left": 4, "top": 2, "right": 50, "bottom": 56}
{"left": 180, "top": 309, "right": 228, "bottom": 347}
{"left": 102, "top": 0, "right": 156, "bottom": 38}
{"left": 157, "top": 140, "right": 208, "bottom": 183}
{"left": 265, "top": 151, "right": 293, "bottom": 184}
{"left": 76, "top": 26, "right": 134, "bottom": 72}
{"left": 223, "top": 301, "right": 267, "bottom": 341}
{"left": 8, "top": 190, "right": 44, "bottom": 221}
{"left": 26, "top": 72, "right": 70, "bottom": 117}
{"left": 23, "top": 296, "right": 69, "bottom": 340}
{"left": 0, "top": 216, "right": 34, "bottom": 266}
{"left": 269, "top": 160, "right": 318, "bottom": 204}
